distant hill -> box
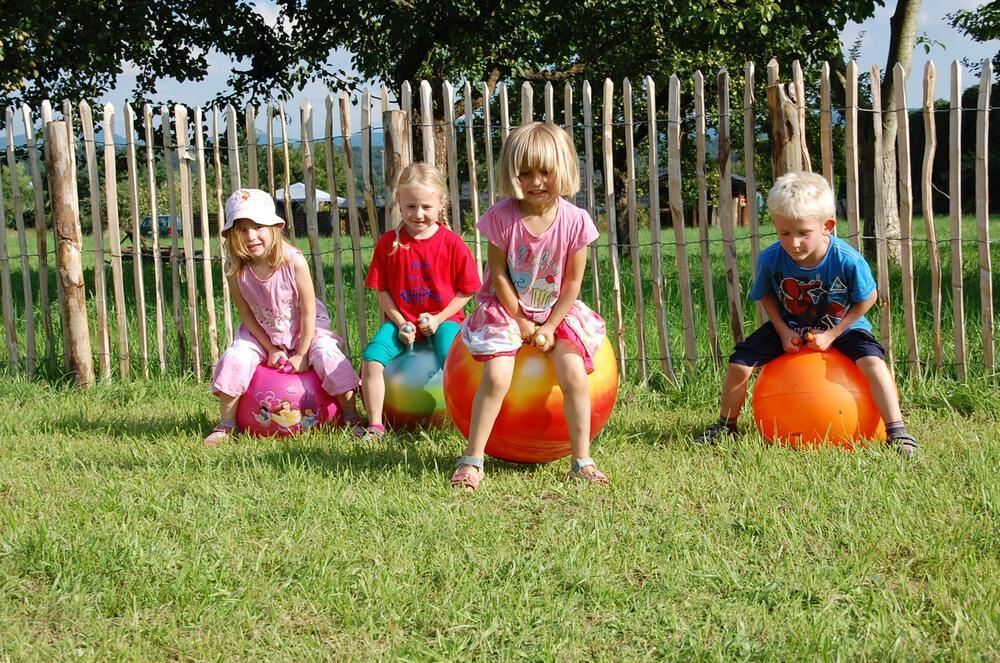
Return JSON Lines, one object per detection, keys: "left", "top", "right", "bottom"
{"left": 253, "top": 129, "right": 385, "bottom": 148}
{"left": 0, "top": 134, "right": 26, "bottom": 150}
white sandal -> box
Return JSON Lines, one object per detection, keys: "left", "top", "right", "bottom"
{"left": 203, "top": 424, "right": 234, "bottom": 447}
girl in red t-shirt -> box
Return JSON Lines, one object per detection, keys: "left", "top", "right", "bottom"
{"left": 357, "top": 163, "right": 481, "bottom": 439}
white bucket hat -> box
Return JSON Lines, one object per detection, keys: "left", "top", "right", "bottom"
{"left": 222, "top": 188, "right": 285, "bottom": 235}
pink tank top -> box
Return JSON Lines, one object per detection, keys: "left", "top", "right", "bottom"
{"left": 235, "top": 245, "right": 329, "bottom": 351}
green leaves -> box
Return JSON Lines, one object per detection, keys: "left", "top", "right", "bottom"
{"left": 1, "top": 0, "right": 886, "bottom": 111}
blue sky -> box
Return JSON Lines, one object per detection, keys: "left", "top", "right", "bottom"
{"left": 841, "top": 0, "right": 997, "bottom": 99}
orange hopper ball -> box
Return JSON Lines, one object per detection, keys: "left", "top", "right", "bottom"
{"left": 752, "top": 348, "right": 885, "bottom": 449}
{"left": 443, "top": 336, "right": 619, "bottom": 463}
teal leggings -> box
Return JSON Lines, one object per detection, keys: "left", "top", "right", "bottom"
{"left": 361, "top": 320, "right": 462, "bottom": 367}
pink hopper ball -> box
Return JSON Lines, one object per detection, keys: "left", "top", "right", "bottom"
{"left": 236, "top": 365, "right": 341, "bottom": 436}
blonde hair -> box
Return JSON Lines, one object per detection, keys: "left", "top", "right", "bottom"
{"left": 389, "top": 162, "right": 449, "bottom": 255}
{"left": 767, "top": 171, "right": 836, "bottom": 225}
{"left": 497, "top": 122, "right": 580, "bottom": 200}
{"left": 224, "top": 221, "right": 286, "bottom": 277}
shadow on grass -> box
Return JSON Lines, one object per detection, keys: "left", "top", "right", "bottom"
{"left": 47, "top": 412, "right": 549, "bottom": 480}
{"left": 250, "top": 436, "right": 454, "bottom": 479}
{"left": 50, "top": 412, "right": 207, "bottom": 438}
{"left": 249, "top": 428, "right": 549, "bottom": 480}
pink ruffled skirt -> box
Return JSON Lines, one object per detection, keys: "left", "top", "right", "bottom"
{"left": 460, "top": 298, "right": 606, "bottom": 373}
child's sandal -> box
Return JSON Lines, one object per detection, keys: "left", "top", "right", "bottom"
{"left": 356, "top": 423, "right": 386, "bottom": 441}
{"left": 341, "top": 413, "right": 366, "bottom": 435}
{"left": 203, "top": 423, "right": 234, "bottom": 447}
{"left": 451, "top": 455, "right": 484, "bottom": 492}
{"left": 568, "top": 457, "right": 609, "bottom": 485}
{"left": 888, "top": 431, "right": 918, "bottom": 458}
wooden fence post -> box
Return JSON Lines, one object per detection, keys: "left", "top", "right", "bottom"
{"left": 22, "top": 105, "right": 56, "bottom": 370}
{"left": 46, "top": 120, "right": 94, "bottom": 388}
{"left": 950, "top": 62, "right": 967, "bottom": 380}
{"left": 921, "top": 62, "right": 943, "bottom": 370}
{"left": 716, "top": 70, "right": 744, "bottom": 346}
{"left": 463, "top": 82, "right": 483, "bottom": 274}
{"left": 694, "top": 71, "right": 720, "bottom": 367}
{"left": 0, "top": 153, "right": 17, "bottom": 370}
{"left": 601, "top": 79, "right": 627, "bottom": 379}
{"left": 766, "top": 60, "right": 811, "bottom": 177}
{"left": 975, "top": 60, "right": 995, "bottom": 373}
{"left": 324, "top": 95, "right": 349, "bottom": 345}
{"left": 383, "top": 109, "right": 411, "bottom": 230}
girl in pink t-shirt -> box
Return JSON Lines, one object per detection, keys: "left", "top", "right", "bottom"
{"left": 453, "top": 122, "right": 608, "bottom": 491}
{"left": 203, "top": 189, "right": 361, "bottom": 445}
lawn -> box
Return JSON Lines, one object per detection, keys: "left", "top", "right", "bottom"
{"left": 0, "top": 213, "right": 998, "bottom": 659}
{"left": 0, "top": 369, "right": 998, "bottom": 659}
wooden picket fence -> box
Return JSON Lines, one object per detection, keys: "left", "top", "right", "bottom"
{"left": 0, "top": 59, "right": 996, "bottom": 387}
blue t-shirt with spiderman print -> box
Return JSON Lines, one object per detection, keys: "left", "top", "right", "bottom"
{"left": 749, "top": 235, "right": 876, "bottom": 336}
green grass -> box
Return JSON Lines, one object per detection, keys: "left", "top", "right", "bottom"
{"left": 0, "top": 213, "right": 998, "bottom": 658}
{"left": 1, "top": 373, "right": 998, "bottom": 659}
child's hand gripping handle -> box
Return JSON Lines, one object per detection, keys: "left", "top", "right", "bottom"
{"left": 400, "top": 322, "right": 416, "bottom": 352}
{"left": 790, "top": 331, "right": 816, "bottom": 347}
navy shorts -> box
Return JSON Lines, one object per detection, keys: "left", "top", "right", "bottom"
{"left": 729, "top": 322, "right": 886, "bottom": 367}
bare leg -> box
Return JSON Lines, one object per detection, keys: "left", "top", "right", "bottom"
{"left": 856, "top": 356, "right": 903, "bottom": 423}
{"left": 218, "top": 393, "right": 239, "bottom": 420}
{"left": 334, "top": 388, "right": 359, "bottom": 422}
{"left": 204, "top": 392, "right": 239, "bottom": 446}
{"left": 455, "top": 356, "right": 515, "bottom": 485}
{"left": 360, "top": 361, "right": 385, "bottom": 426}
{"left": 695, "top": 361, "right": 756, "bottom": 443}
{"left": 719, "top": 362, "right": 755, "bottom": 421}
{"left": 550, "top": 342, "right": 604, "bottom": 481}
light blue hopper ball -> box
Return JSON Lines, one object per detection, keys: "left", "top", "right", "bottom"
{"left": 382, "top": 342, "right": 447, "bottom": 428}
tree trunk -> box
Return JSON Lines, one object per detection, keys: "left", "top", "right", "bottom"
{"left": 874, "top": 0, "right": 922, "bottom": 263}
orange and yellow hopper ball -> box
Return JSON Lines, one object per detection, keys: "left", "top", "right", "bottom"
{"left": 443, "top": 336, "right": 619, "bottom": 463}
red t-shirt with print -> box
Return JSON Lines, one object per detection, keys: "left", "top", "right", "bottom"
{"left": 365, "top": 225, "right": 482, "bottom": 324}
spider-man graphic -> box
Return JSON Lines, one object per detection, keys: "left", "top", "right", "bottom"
{"left": 779, "top": 276, "right": 848, "bottom": 328}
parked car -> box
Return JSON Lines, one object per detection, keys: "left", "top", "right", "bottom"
{"left": 139, "top": 215, "right": 184, "bottom": 237}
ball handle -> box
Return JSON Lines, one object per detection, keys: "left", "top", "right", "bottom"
{"left": 791, "top": 330, "right": 816, "bottom": 348}
{"left": 400, "top": 322, "right": 416, "bottom": 351}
